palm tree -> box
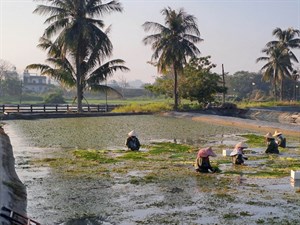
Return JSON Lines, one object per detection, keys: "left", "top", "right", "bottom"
{"left": 265, "top": 27, "right": 300, "bottom": 99}
{"left": 267, "top": 27, "right": 300, "bottom": 53}
{"left": 31, "top": 0, "right": 124, "bottom": 112}
{"left": 256, "top": 46, "right": 293, "bottom": 101}
{"left": 142, "top": 7, "right": 202, "bottom": 111}
{"left": 27, "top": 37, "right": 129, "bottom": 101}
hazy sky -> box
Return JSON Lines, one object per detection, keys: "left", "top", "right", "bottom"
{"left": 1, "top": 0, "right": 300, "bottom": 83}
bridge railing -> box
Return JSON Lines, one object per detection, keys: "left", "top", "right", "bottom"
{"left": 0, "top": 104, "right": 119, "bottom": 114}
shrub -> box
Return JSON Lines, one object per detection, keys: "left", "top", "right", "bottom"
{"left": 44, "top": 92, "right": 66, "bottom": 104}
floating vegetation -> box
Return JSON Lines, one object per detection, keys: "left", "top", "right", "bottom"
{"left": 239, "top": 134, "right": 264, "bottom": 147}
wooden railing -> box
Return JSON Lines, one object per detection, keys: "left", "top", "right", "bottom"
{"left": 0, "top": 104, "right": 119, "bottom": 114}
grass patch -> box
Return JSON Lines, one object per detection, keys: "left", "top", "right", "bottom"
{"left": 240, "top": 134, "right": 265, "bottom": 147}
{"left": 112, "top": 102, "right": 172, "bottom": 113}
{"left": 149, "top": 142, "right": 192, "bottom": 155}
{"left": 117, "top": 151, "right": 149, "bottom": 161}
{"left": 73, "top": 149, "right": 118, "bottom": 164}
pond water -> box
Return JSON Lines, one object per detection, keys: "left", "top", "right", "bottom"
{"left": 5, "top": 114, "right": 251, "bottom": 149}
{"left": 3, "top": 114, "right": 300, "bottom": 225}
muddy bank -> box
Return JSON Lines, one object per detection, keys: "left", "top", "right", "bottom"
{"left": 163, "top": 111, "right": 300, "bottom": 138}
{"left": 0, "top": 128, "right": 27, "bottom": 224}
{"left": 199, "top": 106, "right": 300, "bottom": 126}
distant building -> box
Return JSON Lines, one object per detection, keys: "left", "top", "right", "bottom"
{"left": 22, "top": 70, "right": 50, "bottom": 93}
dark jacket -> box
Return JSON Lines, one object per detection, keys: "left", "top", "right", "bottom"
{"left": 232, "top": 154, "right": 248, "bottom": 165}
{"left": 265, "top": 139, "right": 279, "bottom": 154}
{"left": 276, "top": 135, "right": 286, "bottom": 148}
{"left": 126, "top": 136, "right": 140, "bottom": 151}
{"left": 196, "top": 157, "right": 214, "bottom": 173}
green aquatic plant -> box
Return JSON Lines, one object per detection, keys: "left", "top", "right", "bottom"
{"left": 73, "top": 149, "right": 118, "bottom": 164}
{"left": 149, "top": 142, "right": 192, "bottom": 155}
{"left": 240, "top": 134, "right": 265, "bottom": 147}
{"left": 117, "top": 151, "right": 149, "bottom": 161}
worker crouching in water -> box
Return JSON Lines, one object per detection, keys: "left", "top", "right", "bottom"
{"left": 195, "top": 147, "right": 217, "bottom": 173}
{"left": 273, "top": 130, "right": 286, "bottom": 148}
{"left": 125, "top": 130, "right": 141, "bottom": 151}
{"left": 230, "top": 142, "right": 248, "bottom": 165}
{"left": 265, "top": 132, "right": 279, "bottom": 154}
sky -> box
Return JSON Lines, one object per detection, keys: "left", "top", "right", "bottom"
{"left": 1, "top": 0, "right": 300, "bottom": 84}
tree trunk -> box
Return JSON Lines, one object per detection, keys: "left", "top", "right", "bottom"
{"left": 173, "top": 65, "right": 178, "bottom": 111}
{"left": 280, "top": 79, "right": 283, "bottom": 101}
{"left": 76, "top": 79, "right": 83, "bottom": 113}
{"left": 76, "top": 55, "right": 83, "bottom": 113}
{"left": 222, "top": 64, "right": 226, "bottom": 104}
{"left": 274, "top": 82, "right": 278, "bottom": 101}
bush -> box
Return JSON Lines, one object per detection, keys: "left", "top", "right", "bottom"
{"left": 219, "top": 102, "right": 237, "bottom": 109}
{"left": 112, "top": 102, "right": 172, "bottom": 113}
{"left": 44, "top": 92, "right": 66, "bottom": 104}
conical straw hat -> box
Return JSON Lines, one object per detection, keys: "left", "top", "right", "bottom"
{"left": 128, "top": 130, "right": 137, "bottom": 137}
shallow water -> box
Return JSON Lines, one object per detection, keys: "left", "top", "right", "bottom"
{"left": 5, "top": 115, "right": 251, "bottom": 149}
{"left": 3, "top": 114, "right": 300, "bottom": 225}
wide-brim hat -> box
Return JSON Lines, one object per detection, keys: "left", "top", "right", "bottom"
{"left": 197, "top": 147, "right": 217, "bottom": 157}
{"left": 264, "top": 132, "right": 274, "bottom": 139}
{"left": 128, "top": 130, "right": 137, "bottom": 137}
{"left": 273, "top": 130, "right": 282, "bottom": 136}
{"left": 230, "top": 148, "right": 243, "bottom": 156}
{"left": 235, "top": 142, "right": 248, "bottom": 149}
{"left": 230, "top": 150, "right": 238, "bottom": 156}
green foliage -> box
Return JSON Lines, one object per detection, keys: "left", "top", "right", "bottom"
{"left": 44, "top": 92, "right": 66, "bottom": 104}
{"left": 73, "top": 150, "right": 118, "bottom": 164}
{"left": 226, "top": 71, "right": 272, "bottom": 101}
{"left": 29, "top": 0, "right": 127, "bottom": 112}
{"left": 237, "top": 100, "right": 300, "bottom": 108}
{"left": 149, "top": 142, "right": 191, "bottom": 155}
{"left": 118, "top": 151, "right": 149, "bottom": 161}
{"left": 112, "top": 102, "right": 172, "bottom": 113}
{"left": 240, "top": 134, "right": 265, "bottom": 147}
{"left": 181, "top": 56, "right": 226, "bottom": 105}
{"left": 143, "top": 7, "right": 202, "bottom": 110}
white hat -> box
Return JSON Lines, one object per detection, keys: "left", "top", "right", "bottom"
{"left": 128, "top": 130, "right": 137, "bottom": 137}
{"left": 235, "top": 142, "right": 248, "bottom": 149}
{"left": 264, "top": 132, "right": 274, "bottom": 139}
{"left": 273, "top": 130, "right": 282, "bottom": 136}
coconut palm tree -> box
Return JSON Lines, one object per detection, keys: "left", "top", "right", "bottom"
{"left": 31, "top": 0, "right": 124, "bottom": 112}
{"left": 267, "top": 27, "right": 300, "bottom": 53}
{"left": 256, "top": 46, "right": 294, "bottom": 101}
{"left": 27, "top": 37, "right": 128, "bottom": 101}
{"left": 265, "top": 27, "right": 300, "bottom": 99}
{"left": 142, "top": 7, "right": 202, "bottom": 111}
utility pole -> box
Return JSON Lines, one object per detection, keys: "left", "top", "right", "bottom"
{"left": 222, "top": 64, "right": 226, "bottom": 104}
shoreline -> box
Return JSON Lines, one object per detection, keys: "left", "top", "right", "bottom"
{"left": 162, "top": 111, "right": 300, "bottom": 138}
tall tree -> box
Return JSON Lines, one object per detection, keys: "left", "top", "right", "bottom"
{"left": 142, "top": 7, "right": 202, "bottom": 111}
{"left": 181, "top": 57, "right": 226, "bottom": 105}
{"left": 27, "top": 37, "right": 128, "bottom": 101}
{"left": 256, "top": 46, "right": 293, "bottom": 101}
{"left": 265, "top": 27, "right": 300, "bottom": 99}
{"left": 31, "top": 0, "right": 125, "bottom": 112}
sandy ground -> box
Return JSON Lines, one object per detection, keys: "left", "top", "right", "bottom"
{"left": 3, "top": 113, "right": 300, "bottom": 225}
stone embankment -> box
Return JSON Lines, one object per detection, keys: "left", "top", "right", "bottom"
{"left": 0, "top": 127, "right": 27, "bottom": 224}
{"left": 245, "top": 108, "right": 300, "bottom": 125}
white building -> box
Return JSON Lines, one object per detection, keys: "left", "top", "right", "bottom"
{"left": 23, "top": 70, "right": 50, "bottom": 93}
